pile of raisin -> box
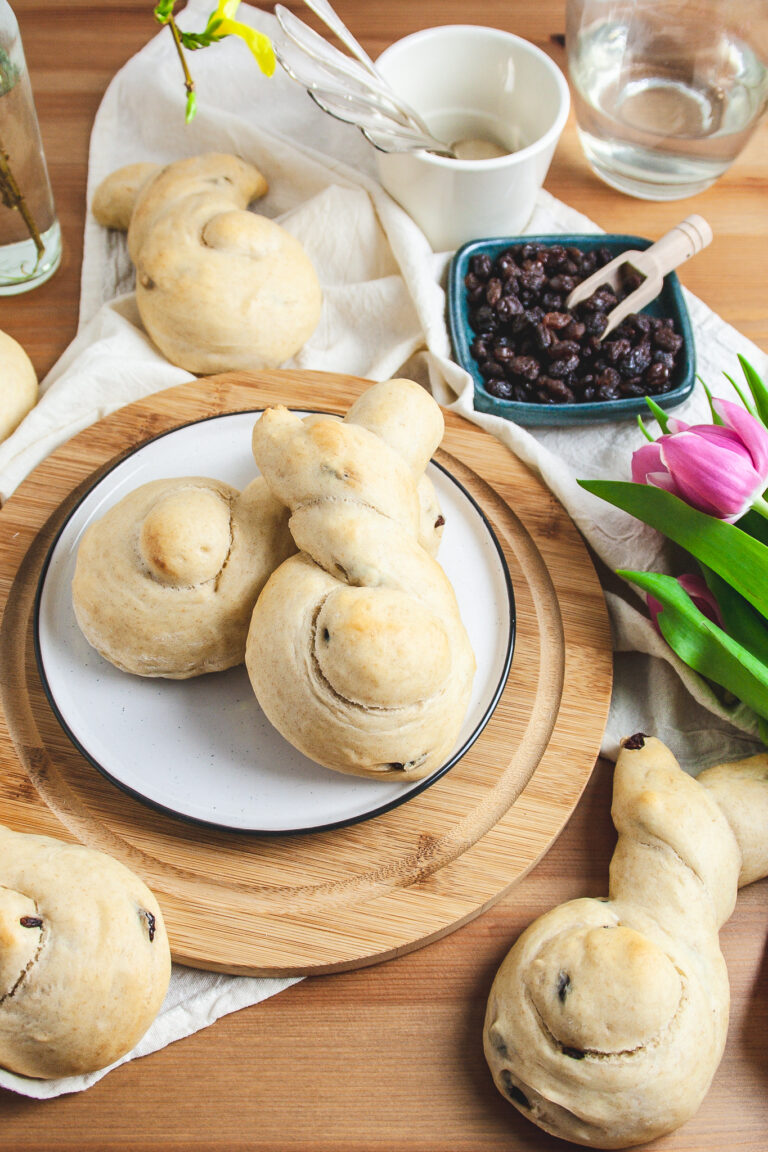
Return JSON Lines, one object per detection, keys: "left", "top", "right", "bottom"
{"left": 463, "top": 242, "right": 684, "bottom": 405}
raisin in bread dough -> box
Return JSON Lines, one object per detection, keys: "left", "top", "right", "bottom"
{"left": 72, "top": 475, "right": 294, "bottom": 677}
{"left": 0, "top": 825, "right": 171, "bottom": 1079}
{"left": 246, "top": 378, "right": 476, "bottom": 780}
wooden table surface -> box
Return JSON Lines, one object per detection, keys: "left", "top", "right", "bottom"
{"left": 2, "top": 2, "right": 767, "bottom": 1149}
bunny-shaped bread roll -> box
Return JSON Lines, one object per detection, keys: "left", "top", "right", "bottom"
{"left": 483, "top": 734, "right": 768, "bottom": 1148}
{"left": 245, "top": 378, "right": 476, "bottom": 780}
{"left": 0, "top": 825, "right": 170, "bottom": 1078}
{"left": 73, "top": 475, "right": 295, "bottom": 678}
{"left": 91, "top": 153, "right": 322, "bottom": 373}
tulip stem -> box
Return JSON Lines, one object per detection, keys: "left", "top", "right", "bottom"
{"left": 750, "top": 496, "right": 768, "bottom": 522}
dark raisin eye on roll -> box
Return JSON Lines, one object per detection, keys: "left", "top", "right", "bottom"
{"left": 464, "top": 243, "right": 684, "bottom": 405}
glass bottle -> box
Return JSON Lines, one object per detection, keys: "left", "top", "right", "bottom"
{"left": 0, "top": 0, "right": 61, "bottom": 293}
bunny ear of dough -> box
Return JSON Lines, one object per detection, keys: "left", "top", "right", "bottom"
{"left": 73, "top": 475, "right": 295, "bottom": 678}
{"left": 483, "top": 734, "right": 768, "bottom": 1149}
{"left": 0, "top": 825, "right": 170, "bottom": 1079}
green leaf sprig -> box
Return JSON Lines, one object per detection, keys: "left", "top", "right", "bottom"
{"left": 153, "top": 1, "right": 275, "bottom": 123}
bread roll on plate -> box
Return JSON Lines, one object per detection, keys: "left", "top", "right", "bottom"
{"left": 72, "top": 475, "right": 294, "bottom": 678}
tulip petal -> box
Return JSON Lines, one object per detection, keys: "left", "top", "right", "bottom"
{"left": 661, "top": 431, "right": 761, "bottom": 519}
{"left": 630, "top": 440, "right": 665, "bottom": 485}
{"left": 676, "top": 573, "right": 723, "bottom": 627}
{"left": 712, "top": 397, "right": 768, "bottom": 477}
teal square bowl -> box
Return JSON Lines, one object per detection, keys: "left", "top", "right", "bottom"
{"left": 447, "top": 233, "right": 696, "bottom": 426}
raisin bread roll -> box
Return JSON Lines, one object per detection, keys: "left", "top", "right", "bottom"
{"left": 246, "top": 378, "right": 476, "bottom": 780}
{"left": 0, "top": 825, "right": 170, "bottom": 1079}
{"left": 483, "top": 735, "right": 768, "bottom": 1149}
{"left": 91, "top": 153, "right": 322, "bottom": 373}
{"left": 72, "top": 475, "right": 295, "bottom": 678}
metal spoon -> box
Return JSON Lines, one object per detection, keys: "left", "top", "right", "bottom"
{"left": 274, "top": 37, "right": 457, "bottom": 156}
{"left": 297, "top": 0, "right": 379, "bottom": 74}
{"left": 273, "top": 3, "right": 457, "bottom": 156}
{"left": 307, "top": 88, "right": 457, "bottom": 156}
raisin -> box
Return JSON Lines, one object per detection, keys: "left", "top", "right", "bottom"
{"left": 495, "top": 294, "right": 523, "bottom": 321}
{"left": 645, "top": 361, "right": 671, "bottom": 390}
{"left": 486, "top": 378, "right": 515, "bottom": 400}
{"left": 548, "top": 354, "right": 580, "bottom": 378}
{"left": 510, "top": 355, "right": 540, "bottom": 381}
{"left": 485, "top": 278, "right": 503, "bottom": 305}
{"left": 470, "top": 252, "right": 492, "bottom": 278}
{"left": 500, "top": 1071, "right": 531, "bottom": 1109}
{"left": 543, "top": 310, "right": 572, "bottom": 330}
{"left": 548, "top": 339, "right": 581, "bottom": 361}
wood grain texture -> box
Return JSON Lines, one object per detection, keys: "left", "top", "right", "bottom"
{"left": 0, "top": 2, "right": 766, "bottom": 1148}
{"left": 0, "top": 370, "right": 612, "bottom": 974}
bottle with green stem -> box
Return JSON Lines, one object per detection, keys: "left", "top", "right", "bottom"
{"left": 0, "top": 0, "right": 61, "bottom": 294}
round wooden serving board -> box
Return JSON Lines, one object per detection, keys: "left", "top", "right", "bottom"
{"left": 0, "top": 370, "right": 612, "bottom": 976}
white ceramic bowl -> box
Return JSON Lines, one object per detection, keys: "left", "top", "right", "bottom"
{"left": 375, "top": 25, "right": 570, "bottom": 252}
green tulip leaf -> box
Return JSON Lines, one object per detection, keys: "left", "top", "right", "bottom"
{"left": 738, "top": 355, "right": 768, "bottom": 429}
{"left": 738, "top": 507, "right": 768, "bottom": 547}
{"left": 643, "top": 396, "right": 672, "bottom": 434}
{"left": 618, "top": 568, "right": 768, "bottom": 722}
{"left": 700, "top": 564, "right": 768, "bottom": 667}
{"left": 579, "top": 480, "right": 768, "bottom": 620}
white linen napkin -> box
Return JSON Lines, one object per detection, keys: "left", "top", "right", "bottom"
{"left": 1, "top": 0, "right": 765, "bottom": 1097}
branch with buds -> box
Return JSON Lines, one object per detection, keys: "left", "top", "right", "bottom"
{"left": 153, "top": 0, "right": 275, "bottom": 122}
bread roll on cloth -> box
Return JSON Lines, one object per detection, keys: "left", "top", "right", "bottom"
{"left": 72, "top": 475, "right": 294, "bottom": 678}
{"left": 246, "top": 378, "right": 476, "bottom": 780}
{"left": 0, "top": 825, "right": 170, "bottom": 1079}
{"left": 91, "top": 153, "right": 322, "bottom": 374}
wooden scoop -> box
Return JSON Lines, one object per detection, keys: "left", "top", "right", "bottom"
{"left": 565, "top": 214, "right": 713, "bottom": 340}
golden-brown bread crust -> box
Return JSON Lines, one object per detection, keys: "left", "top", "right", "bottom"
{"left": 0, "top": 825, "right": 171, "bottom": 1079}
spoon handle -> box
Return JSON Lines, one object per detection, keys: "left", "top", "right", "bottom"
{"left": 295, "top": 0, "right": 435, "bottom": 139}
{"left": 299, "top": 0, "right": 378, "bottom": 73}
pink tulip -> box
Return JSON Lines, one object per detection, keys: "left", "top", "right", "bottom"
{"left": 631, "top": 398, "right": 768, "bottom": 522}
{"left": 647, "top": 573, "right": 723, "bottom": 634}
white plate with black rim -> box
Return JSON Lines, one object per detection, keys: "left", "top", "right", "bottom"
{"left": 34, "top": 411, "right": 515, "bottom": 834}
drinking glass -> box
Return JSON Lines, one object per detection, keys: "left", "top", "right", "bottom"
{"left": 566, "top": 0, "right": 768, "bottom": 200}
{"left": 0, "top": 0, "right": 61, "bottom": 293}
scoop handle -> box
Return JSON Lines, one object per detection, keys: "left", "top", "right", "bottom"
{"left": 638, "top": 214, "right": 713, "bottom": 280}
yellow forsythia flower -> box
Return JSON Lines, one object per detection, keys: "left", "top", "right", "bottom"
{"left": 212, "top": 0, "right": 276, "bottom": 75}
